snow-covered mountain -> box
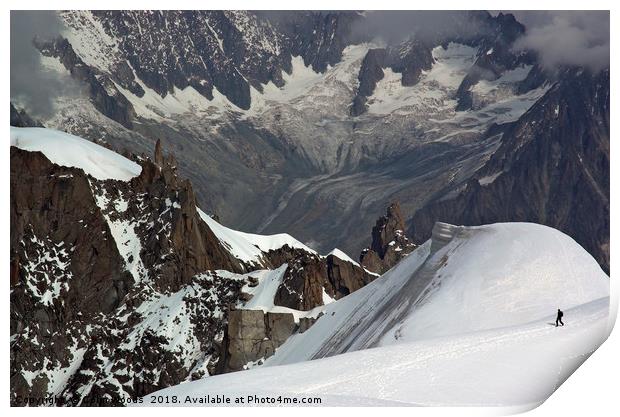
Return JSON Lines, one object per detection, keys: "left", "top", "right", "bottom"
{"left": 410, "top": 68, "right": 610, "bottom": 273}
{"left": 10, "top": 127, "right": 374, "bottom": 405}
{"left": 9, "top": 126, "right": 610, "bottom": 407}
{"left": 143, "top": 222, "right": 610, "bottom": 408}
{"left": 12, "top": 10, "right": 608, "bottom": 274}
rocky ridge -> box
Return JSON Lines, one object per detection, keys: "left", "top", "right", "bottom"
{"left": 409, "top": 68, "right": 610, "bottom": 273}
{"left": 10, "top": 128, "right": 377, "bottom": 405}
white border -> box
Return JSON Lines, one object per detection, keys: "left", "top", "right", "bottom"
{"left": 3, "top": 1, "right": 617, "bottom": 416}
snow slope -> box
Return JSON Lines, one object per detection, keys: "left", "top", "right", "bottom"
{"left": 142, "top": 297, "right": 609, "bottom": 408}
{"left": 10, "top": 127, "right": 142, "bottom": 181}
{"left": 143, "top": 222, "right": 610, "bottom": 408}
{"left": 198, "top": 208, "right": 316, "bottom": 266}
{"left": 269, "top": 222, "right": 608, "bottom": 364}
{"left": 378, "top": 222, "right": 608, "bottom": 344}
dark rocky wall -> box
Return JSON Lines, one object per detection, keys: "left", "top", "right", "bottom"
{"left": 411, "top": 69, "right": 610, "bottom": 274}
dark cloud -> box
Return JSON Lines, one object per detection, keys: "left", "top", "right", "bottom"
{"left": 511, "top": 11, "right": 609, "bottom": 71}
{"left": 10, "top": 10, "right": 85, "bottom": 117}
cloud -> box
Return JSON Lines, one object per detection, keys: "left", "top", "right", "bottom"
{"left": 512, "top": 11, "right": 609, "bottom": 71}
{"left": 10, "top": 10, "right": 85, "bottom": 117}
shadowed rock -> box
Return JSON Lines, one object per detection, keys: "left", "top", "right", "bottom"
{"left": 360, "top": 202, "right": 417, "bottom": 274}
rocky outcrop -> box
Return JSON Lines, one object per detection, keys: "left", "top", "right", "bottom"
{"left": 267, "top": 246, "right": 375, "bottom": 311}
{"left": 326, "top": 254, "right": 375, "bottom": 298}
{"left": 10, "top": 147, "right": 133, "bottom": 403}
{"left": 298, "top": 315, "right": 321, "bottom": 333}
{"left": 411, "top": 69, "right": 610, "bottom": 273}
{"left": 87, "top": 141, "right": 244, "bottom": 292}
{"left": 222, "top": 307, "right": 327, "bottom": 372}
{"left": 350, "top": 48, "right": 386, "bottom": 116}
{"left": 10, "top": 147, "right": 132, "bottom": 318}
{"left": 273, "top": 249, "right": 329, "bottom": 311}
{"left": 390, "top": 39, "right": 434, "bottom": 87}
{"left": 360, "top": 202, "right": 417, "bottom": 274}
{"left": 126, "top": 139, "right": 245, "bottom": 289}
{"left": 10, "top": 139, "right": 247, "bottom": 405}
{"left": 223, "top": 309, "right": 297, "bottom": 372}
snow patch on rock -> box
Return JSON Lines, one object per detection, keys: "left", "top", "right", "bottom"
{"left": 198, "top": 208, "right": 315, "bottom": 266}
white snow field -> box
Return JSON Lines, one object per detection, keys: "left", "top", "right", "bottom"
{"left": 10, "top": 127, "right": 142, "bottom": 181}
{"left": 143, "top": 222, "right": 610, "bottom": 408}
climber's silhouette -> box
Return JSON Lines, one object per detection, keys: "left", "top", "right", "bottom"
{"left": 555, "top": 309, "right": 564, "bottom": 327}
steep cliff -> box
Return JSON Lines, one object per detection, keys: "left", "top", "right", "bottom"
{"left": 410, "top": 69, "right": 610, "bottom": 273}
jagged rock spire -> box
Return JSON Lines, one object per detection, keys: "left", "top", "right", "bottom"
{"left": 360, "top": 201, "right": 417, "bottom": 274}
{"left": 370, "top": 202, "right": 407, "bottom": 257}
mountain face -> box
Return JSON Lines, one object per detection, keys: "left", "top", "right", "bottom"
{"left": 410, "top": 69, "right": 610, "bottom": 273}
{"left": 17, "top": 10, "right": 597, "bottom": 265}
{"left": 10, "top": 128, "right": 373, "bottom": 405}
{"left": 34, "top": 10, "right": 364, "bottom": 126}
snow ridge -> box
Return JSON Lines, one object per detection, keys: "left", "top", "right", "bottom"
{"left": 142, "top": 222, "right": 610, "bottom": 408}
{"left": 198, "top": 208, "right": 316, "bottom": 267}
{"left": 10, "top": 127, "right": 142, "bottom": 181}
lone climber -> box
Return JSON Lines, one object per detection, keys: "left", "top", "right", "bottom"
{"left": 556, "top": 309, "right": 564, "bottom": 327}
